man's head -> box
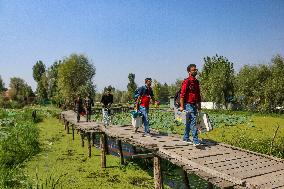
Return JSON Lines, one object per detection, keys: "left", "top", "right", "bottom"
{"left": 106, "top": 88, "right": 111, "bottom": 95}
{"left": 187, "top": 64, "right": 198, "bottom": 77}
{"left": 145, "top": 78, "right": 152, "bottom": 87}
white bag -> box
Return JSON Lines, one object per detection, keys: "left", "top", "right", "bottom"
{"left": 132, "top": 116, "right": 142, "bottom": 128}
{"left": 198, "top": 113, "right": 212, "bottom": 132}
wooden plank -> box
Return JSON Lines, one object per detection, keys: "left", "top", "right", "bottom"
{"left": 244, "top": 169, "right": 284, "bottom": 188}
{"left": 228, "top": 162, "right": 284, "bottom": 180}
{"left": 205, "top": 155, "right": 272, "bottom": 171}
{"left": 130, "top": 153, "right": 154, "bottom": 159}
{"left": 159, "top": 148, "right": 245, "bottom": 185}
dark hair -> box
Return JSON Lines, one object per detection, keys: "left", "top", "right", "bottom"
{"left": 145, "top": 78, "right": 152, "bottom": 83}
{"left": 187, "top": 64, "right": 196, "bottom": 72}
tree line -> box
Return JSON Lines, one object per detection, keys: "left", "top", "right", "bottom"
{"left": 0, "top": 53, "right": 283, "bottom": 112}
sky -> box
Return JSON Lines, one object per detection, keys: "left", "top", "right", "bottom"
{"left": 0, "top": 0, "right": 283, "bottom": 92}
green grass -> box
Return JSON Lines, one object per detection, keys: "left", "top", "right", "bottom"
{"left": 22, "top": 117, "right": 156, "bottom": 189}
{"left": 200, "top": 115, "right": 284, "bottom": 158}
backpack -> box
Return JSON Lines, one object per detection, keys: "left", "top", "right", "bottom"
{"left": 133, "top": 88, "right": 141, "bottom": 101}
{"left": 133, "top": 86, "right": 151, "bottom": 102}
{"left": 174, "top": 78, "right": 194, "bottom": 108}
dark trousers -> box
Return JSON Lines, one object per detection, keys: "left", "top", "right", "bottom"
{"left": 86, "top": 109, "right": 92, "bottom": 122}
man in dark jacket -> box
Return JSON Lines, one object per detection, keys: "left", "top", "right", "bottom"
{"left": 74, "top": 95, "right": 84, "bottom": 122}
{"left": 135, "top": 78, "right": 155, "bottom": 135}
{"left": 85, "top": 93, "right": 94, "bottom": 122}
{"left": 101, "top": 88, "right": 113, "bottom": 113}
{"left": 179, "top": 64, "right": 201, "bottom": 146}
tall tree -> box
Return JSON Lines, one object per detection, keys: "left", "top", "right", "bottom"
{"left": 159, "top": 83, "right": 170, "bottom": 103}
{"left": 33, "top": 60, "right": 47, "bottom": 100}
{"left": 200, "top": 55, "right": 235, "bottom": 107}
{"left": 235, "top": 64, "right": 271, "bottom": 111}
{"left": 8, "top": 77, "right": 32, "bottom": 101}
{"left": 47, "top": 61, "right": 61, "bottom": 101}
{"left": 127, "top": 73, "right": 137, "bottom": 101}
{"left": 57, "top": 54, "right": 96, "bottom": 106}
{"left": 0, "top": 76, "right": 5, "bottom": 92}
{"left": 32, "top": 60, "right": 46, "bottom": 82}
{"left": 265, "top": 55, "right": 284, "bottom": 111}
{"left": 152, "top": 79, "right": 161, "bottom": 101}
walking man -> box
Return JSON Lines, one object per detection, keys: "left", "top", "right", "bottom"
{"left": 74, "top": 95, "right": 84, "bottom": 123}
{"left": 101, "top": 88, "right": 113, "bottom": 125}
{"left": 85, "top": 93, "right": 94, "bottom": 122}
{"left": 135, "top": 78, "right": 155, "bottom": 136}
{"left": 179, "top": 64, "right": 201, "bottom": 146}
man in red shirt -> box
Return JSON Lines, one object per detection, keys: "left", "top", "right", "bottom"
{"left": 180, "top": 64, "right": 201, "bottom": 146}
{"left": 136, "top": 78, "right": 155, "bottom": 136}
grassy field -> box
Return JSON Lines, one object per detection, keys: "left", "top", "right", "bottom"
{"left": 22, "top": 117, "right": 156, "bottom": 189}
{"left": 200, "top": 115, "right": 284, "bottom": 158}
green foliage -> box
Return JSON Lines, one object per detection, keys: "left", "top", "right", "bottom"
{"left": 46, "top": 61, "right": 61, "bottom": 103}
{"left": 58, "top": 54, "right": 96, "bottom": 107}
{"left": 8, "top": 77, "right": 34, "bottom": 107}
{"left": 32, "top": 60, "right": 46, "bottom": 83}
{"left": 200, "top": 54, "right": 235, "bottom": 106}
{"left": 152, "top": 79, "right": 161, "bottom": 101}
{"left": 0, "top": 106, "right": 60, "bottom": 188}
{"left": 0, "top": 75, "right": 5, "bottom": 92}
{"left": 235, "top": 55, "right": 284, "bottom": 112}
{"left": 127, "top": 73, "right": 137, "bottom": 101}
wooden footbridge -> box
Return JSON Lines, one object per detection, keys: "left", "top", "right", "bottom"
{"left": 61, "top": 110, "right": 284, "bottom": 189}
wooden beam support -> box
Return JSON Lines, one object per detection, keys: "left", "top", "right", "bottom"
{"left": 80, "top": 131, "right": 85, "bottom": 147}
{"left": 87, "top": 132, "right": 91, "bottom": 157}
{"left": 100, "top": 133, "right": 106, "bottom": 168}
{"left": 66, "top": 121, "right": 69, "bottom": 134}
{"left": 154, "top": 156, "right": 163, "bottom": 189}
{"left": 117, "top": 140, "right": 124, "bottom": 165}
{"left": 130, "top": 153, "right": 154, "bottom": 159}
{"left": 72, "top": 124, "right": 75, "bottom": 140}
{"left": 208, "top": 182, "right": 214, "bottom": 189}
{"left": 182, "top": 170, "right": 190, "bottom": 189}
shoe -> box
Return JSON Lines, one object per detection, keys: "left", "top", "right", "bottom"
{"left": 144, "top": 133, "right": 151, "bottom": 137}
{"left": 134, "top": 127, "right": 139, "bottom": 133}
{"left": 183, "top": 139, "right": 193, "bottom": 145}
{"left": 193, "top": 142, "right": 201, "bottom": 147}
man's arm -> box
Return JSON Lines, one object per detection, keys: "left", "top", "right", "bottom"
{"left": 179, "top": 79, "right": 188, "bottom": 111}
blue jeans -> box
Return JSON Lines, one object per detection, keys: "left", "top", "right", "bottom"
{"left": 183, "top": 104, "right": 199, "bottom": 144}
{"left": 139, "top": 106, "right": 150, "bottom": 133}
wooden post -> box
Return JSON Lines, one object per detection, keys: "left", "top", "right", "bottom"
{"left": 117, "top": 140, "right": 124, "bottom": 165}
{"left": 80, "top": 131, "right": 85, "bottom": 147}
{"left": 208, "top": 182, "right": 213, "bottom": 189}
{"left": 132, "top": 146, "right": 137, "bottom": 154}
{"left": 182, "top": 170, "right": 190, "bottom": 189}
{"left": 105, "top": 136, "right": 109, "bottom": 155}
{"left": 72, "top": 124, "right": 75, "bottom": 140}
{"left": 154, "top": 156, "right": 163, "bottom": 189}
{"left": 100, "top": 133, "right": 106, "bottom": 168}
{"left": 66, "top": 121, "right": 69, "bottom": 134}
{"left": 92, "top": 132, "right": 96, "bottom": 146}
{"left": 87, "top": 132, "right": 91, "bottom": 157}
